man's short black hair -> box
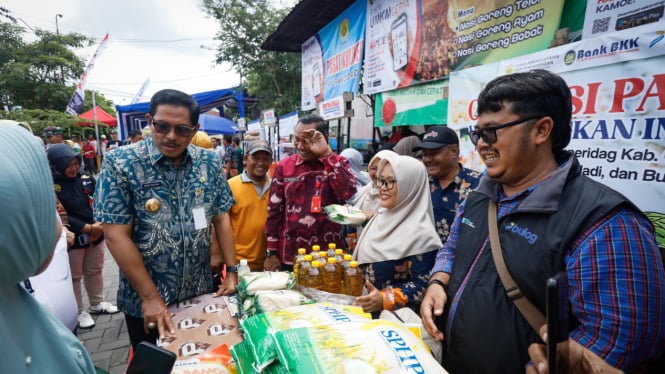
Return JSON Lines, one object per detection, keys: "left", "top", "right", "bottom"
{"left": 149, "top": 89, "right": 200, "bottom": 126}
{"left": 297, "top": 114, "right": 328, "bottom": 137}
{"left": 477, "top": 69, "right": 572, "bottom": 159}
{"left": 129, "top": 129, "right": 142, "bottom": 138}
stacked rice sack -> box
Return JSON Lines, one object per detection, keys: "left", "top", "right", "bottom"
{"left": 236, "top": 272, "right": 311, "bottom": 318}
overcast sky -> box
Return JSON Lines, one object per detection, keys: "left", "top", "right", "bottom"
{"left": 3, "top": 0, "right": 243, "bottom": 106}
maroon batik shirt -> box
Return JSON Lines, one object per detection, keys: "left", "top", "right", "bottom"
{"left": 265, "top": 152, "right": 356, "bottom": 265}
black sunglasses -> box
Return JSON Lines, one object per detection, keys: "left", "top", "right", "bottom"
{"left": 469, "top": 116, "right": 541, "bottom": 146}
{"left": 152, "top": 121, "right": 196, "bottom": 137}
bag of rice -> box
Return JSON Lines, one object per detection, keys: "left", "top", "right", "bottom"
{"left": 230, "top": 340, "right": 289, "bottom": 374}
{"left": 272, "top": 319, "right": 448, "bottom": 373}
{"left": 241, "top": 302, "right": 371, "bottom": 370}
{"left": 239, "top": 289, "right": 312, "bottom": 319}
{"left": 237, "top": 272, "right": 296, "bottom": 298}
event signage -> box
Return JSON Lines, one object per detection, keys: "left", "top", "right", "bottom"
{"left": 373, "top": 80, "right": 447, "bottom": 127}
{"left": 301, "top": 0, "right": 365, "bottom": 111}
{"left": 448, "top": 44, "right": 665, "bottom": 229}
{"left": 66, "top": 33, "right": 110, "bottom": 115}
{"left": 582, "top": 0, "right": 664, "bottom": 40}
{"left": 319, "top": 96, "right": 346, "bottom": 121}
{"left": 498, "top": 22, "right": 665, "bottom": 75}
{"left": 363, "top": 0, "right": 564, "bottom": 95}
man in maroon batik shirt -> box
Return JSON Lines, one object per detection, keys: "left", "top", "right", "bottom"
{"left": 264, "top": 114, "right": 356, "bottom": 271}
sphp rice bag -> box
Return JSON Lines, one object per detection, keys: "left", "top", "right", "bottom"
{"left": 237, "top": 272, "right": 296, "bottom": 298}
{"left": 240, "top": 302, "right": 370, "bottom": 370}
{"left": 272, "top": 319, "right": 447, "bottom": 374}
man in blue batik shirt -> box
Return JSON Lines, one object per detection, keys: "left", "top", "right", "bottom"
{"left": 94, "top": 89, "right": 238, "bottom": 351}
{"left": 412, "top": 126, "right": 480, "bottom": 244}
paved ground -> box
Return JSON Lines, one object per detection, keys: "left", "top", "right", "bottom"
{"left": 78, "top": 248, "right": 130, "bottom": 374}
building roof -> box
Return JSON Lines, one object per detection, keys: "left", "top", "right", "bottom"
{"left": 261, "top": 0, "right": 356, "bottom": 52}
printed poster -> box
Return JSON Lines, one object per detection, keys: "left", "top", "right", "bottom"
{"left": 582, "top": 0, "right": 664, "bottom": 40}
{"left": 301, "top": 0, "right": 365, "bottom": 110}
{"left": 373, "top": 80, "right": 448, "bottom": 127}
{"left": 363, "top": 0, "right": 565, "bottom": 95}
{"left": 448, "top": 54, "right": 665, "bottom": 247}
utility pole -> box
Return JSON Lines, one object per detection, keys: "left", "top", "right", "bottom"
{"left": 55, "top": 13, "right": 64, "bottom": 83}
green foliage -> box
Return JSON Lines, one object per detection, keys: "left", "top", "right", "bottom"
{"left": 0, "top": 22, "right": 115, "bottom": 131}
{"left": 202, "top": 0, "right": 301, "bottom": 115}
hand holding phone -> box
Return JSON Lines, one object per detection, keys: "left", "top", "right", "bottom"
{"left": 546, "top": 272, "right": 569, "bottom": 374}
{"left": 126, "top": 341, "right": 177, "bottom": 374}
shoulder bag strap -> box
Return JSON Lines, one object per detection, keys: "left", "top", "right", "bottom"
{"left": 488, "top": 200, "right": 546, "bottom": 333}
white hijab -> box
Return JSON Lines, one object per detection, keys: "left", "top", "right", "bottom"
{"left": 355, "top": 155, "right": 442, "bottom": 264}
{"left": 353, "top": 150, "right": 398, "bottom": 212}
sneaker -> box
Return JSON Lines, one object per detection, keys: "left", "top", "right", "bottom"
{"left": 89, "top": 301, "right": 120, "bottom": 315}
{"left": 77, "top": 311, "right": 95, "bottom": 329}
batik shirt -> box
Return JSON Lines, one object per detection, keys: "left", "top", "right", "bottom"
{"left": 94, "top": 136, "right": 234, "bottom": 318}
{"left": 430, "top": 164, "right": 480, "bottom": 243}
{"left": 265, "top": 153, "right": 356, "bottom": 265}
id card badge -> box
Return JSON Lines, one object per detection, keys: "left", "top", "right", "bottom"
{"left": 192, "top": 206, "right": 208, "bottom": 230}
{"left": 310, "top": 195, "right": 322, "bottom": 213}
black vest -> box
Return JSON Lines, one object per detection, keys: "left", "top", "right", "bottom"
{"left": 442, "top": 156, "right": 638, "bottom": 373}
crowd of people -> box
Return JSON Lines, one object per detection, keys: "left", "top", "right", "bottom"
{"left": 1, "top": 70, "right": 663, "bottom": 373}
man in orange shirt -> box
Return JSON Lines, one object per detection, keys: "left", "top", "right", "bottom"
{"left": 227, "top": 140, "right": 273, "bottom": 270}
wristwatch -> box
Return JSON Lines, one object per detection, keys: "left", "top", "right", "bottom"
{"left": 265, "top": 250, "right": 277, "bottom": 258}
{"left": 226, "top": 265, "right": 238, "bottom": 273}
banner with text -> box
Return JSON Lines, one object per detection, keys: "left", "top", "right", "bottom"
{"left": 374, "top": 80, "right": 448, "bottom": 127}
{"left": 363, "top": 0, "right": 564, "bottom": 95}
{"left": 66, "top": 33, "right": 110, "bottom": 115}
{"left": 448, "top": 56, "right": 665, "bottom": 230}
{"left": 582, "top": 0, "right": 664, "bottom": 40}
{"left": 498, "top": 21, "right": 665, "bottom": 75}
{"left": 301, "top": 0, "right": 365, "bottom": 111}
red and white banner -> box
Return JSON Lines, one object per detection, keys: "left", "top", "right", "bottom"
{"left": 66, "top": 33, "right": 110, "bottom": 115}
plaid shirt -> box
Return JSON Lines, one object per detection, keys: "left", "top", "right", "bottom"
{"left": 433, "top": 180, "right": 665, "bottom": 371}
{"left": 265, "top": 152, "right": 356, "bottom": 264}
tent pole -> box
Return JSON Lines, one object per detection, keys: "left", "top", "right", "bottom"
{"left": 92, "top": 93, "right": 100, "bottom": 161}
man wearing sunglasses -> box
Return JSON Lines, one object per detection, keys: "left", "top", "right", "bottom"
{"left": 93, "top": 89, "right": 238, "bottom": 352}
{"left": 421, "top": 70, "right": 664, "bottom": 373}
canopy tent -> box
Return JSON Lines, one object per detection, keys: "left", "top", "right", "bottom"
{"left": 77, "top": 106, "right": 117, "bottom": 127}
{"left": 198, "top": 114, "right": 238, "bottom": 135}
{"left": 115, "top": 87, "right": 244, "bottom": 140}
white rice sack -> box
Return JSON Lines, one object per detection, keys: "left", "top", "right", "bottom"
{"left": 237, "top": 271, "right": 296, "bottom": 298}
{"left": 272, "top": 319, "right": 447, "bottom": 374}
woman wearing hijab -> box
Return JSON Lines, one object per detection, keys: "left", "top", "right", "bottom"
{"left": 0, "top": 124, "right": 96, "bottom": 372}
{"left": 340, "top": 148, "right": 370, "bottom": 203}
{"left": 47, "top": 143, "right": 119, "bottom": 330}
{"left": 354, "top": 155, "right": 442, "bottom": 316}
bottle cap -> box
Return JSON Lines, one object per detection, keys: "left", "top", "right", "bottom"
{"left": 327, "top": 257, "right": 336, "bottom": 264}
{"left": 328, "top": 243, "right": 336, "bottom": 249}
{"left": 312, "top": 245, "right": 320, "bottom": 251}
{"left": 319, "top": 251, "right": 327, "bottom": 258}
{"left": 240, "top": 259, "right": 248, "bottom": 265}
{"left": 350, "top": 261, "right": 358, "bottom": 267}
{"left": 335, "top": 249, "right": 343, "bottom": 254}
{"left": 311, "top": 260, "right": 321, "bottom": 267}
{"left": 304, "top": 254, "right": 313, "bottom": 261}
{"left": 344, "top": 254, "right": 353, "bottom": 260}
{"left": 298, "top": 248, "right": 306, "bottom": 254}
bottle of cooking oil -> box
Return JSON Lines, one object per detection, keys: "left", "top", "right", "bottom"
{"left": 334, "top": 248, "right": 344, "bottom": 263}
{"left": 318, "top": 250, "right": 328, "bottom": 264}
{"left": 307, "top": 260, "right": 323, "bottom": 290}
{"left": 327, "top": 242, "right": 337, "bottom": 258}
{"left": 321, "top": 257, "right": 342, "bottom": 294}
{"left": 297, "top": 254, "right": 313, "bottom": 286}
{"left": 344, "top": 261, "right": 364, "bottom": 296}
{"left": 311, "top": 244, "right": 321, "bottom": 255}
{"left": 293, "top": 248, "right": 307, "bottom": 283}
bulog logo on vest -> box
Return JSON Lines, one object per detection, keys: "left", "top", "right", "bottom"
{"left": 504, "top": 222, "right": 539, "bottom": 244}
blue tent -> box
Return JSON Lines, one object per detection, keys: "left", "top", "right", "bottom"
{"left": 115, "top": 88, "right": 244, "bottom": 139}
{"left": 198, "top": 114, "right": 238, "bottom": 135}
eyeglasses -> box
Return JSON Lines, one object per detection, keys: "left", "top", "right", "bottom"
{"left": 376, "top": 178, "right": 396, "bottom": 190}
{"left": 152, "top": 121, "right": 196, "bottom": 137}
{"left": 469, "top": 116, "right": 540, "bottom": 146}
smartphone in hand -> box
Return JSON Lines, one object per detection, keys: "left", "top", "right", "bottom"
{"left": 546, "top": 271, "right": 569, "bottom": 374}
{"left": 126, "top": 341, "right": 177, "bottom": 374}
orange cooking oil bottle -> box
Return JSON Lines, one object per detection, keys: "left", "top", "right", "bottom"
{"left": 344, "top": 261, "right": 364, "bottom": 296}
{"left": 322, "top": 257, "right": 342, "bottom": 294}
{"left": 297, "top": 254, "right": 313, "bottom": 286}
{"left": 307, "top": 260, "right": 323, "bottom": 290}
{"left": 293, "top": 248, "right": 307, "bottom": 283}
